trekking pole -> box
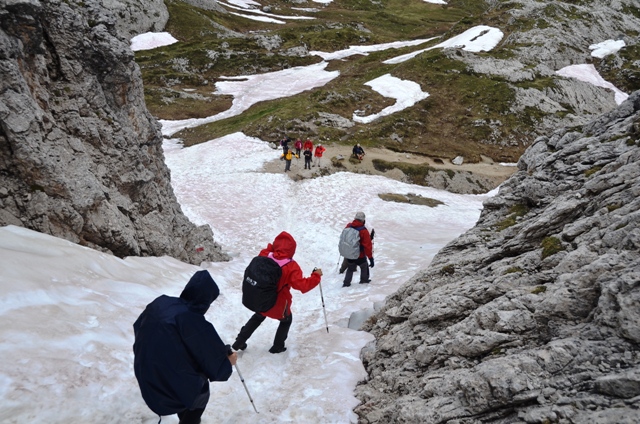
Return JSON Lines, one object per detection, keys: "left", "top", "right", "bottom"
{"left": 318, "top": 282, "right": 329, "bottom": 333}
{"left": 234, "top": 361, "right": 259, "bottom": 413}
{"left": 336, "top": 255, "right": 341, "bottom": 272}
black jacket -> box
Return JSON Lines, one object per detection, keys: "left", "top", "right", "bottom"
{"left": 133, "top": 270, "right": 232, "bottom": 415}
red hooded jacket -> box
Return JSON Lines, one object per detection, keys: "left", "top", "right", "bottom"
{"left": 303, "top": 140, "right": 313, "bottom": 151}
{"left": 346, "top": 219, "right": 373, "bottom": 259}
{"left": 258, "top": 232, "right": 321, "bottom": 320}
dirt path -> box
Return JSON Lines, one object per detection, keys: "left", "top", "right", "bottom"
{"left": 262, "top": 143, "right": 518, "bottom": 194}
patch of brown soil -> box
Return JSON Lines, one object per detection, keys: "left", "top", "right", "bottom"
{"left": 261, "top": 143, "right": 517, "bottom": 194}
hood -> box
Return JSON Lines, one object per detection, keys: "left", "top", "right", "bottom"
{"left": 271, "top": 231, "right": 297, "bottom": 260}
{"left": 179, "top": 270, "right": 220, "bottom": 314}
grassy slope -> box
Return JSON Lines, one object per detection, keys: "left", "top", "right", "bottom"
{"left": 135, "top": 0, "right": 629, "bottom": 163}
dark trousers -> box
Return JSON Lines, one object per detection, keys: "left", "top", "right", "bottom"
{"left": 178, "top": 408, "right": 205, "bottom": 424}
{"left": 236, "top": 312, "right": 293, "bottom": 350}
{"left": 343, "top": 257, "right": 369, "bottom": 284}
{"left": 285, "top": 159, "right": 292, "bottom": 171}
{"left": 304, "top": 158, "right": 311, "bottom": 169}
{"left": 177, "top": 381, "right": 208, "bottom": 424}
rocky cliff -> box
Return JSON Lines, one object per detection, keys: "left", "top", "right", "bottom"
{"left": 0, "top": 0, "right": 227, "bottom": 265}
{"left": 355, "top": 91, "right": 640, "bottom": 423}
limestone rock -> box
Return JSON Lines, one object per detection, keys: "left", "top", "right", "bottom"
{"left": 0, "top": 0, "right": 227, "bottom": 265}
{"left": 356, "top": 91, "right": 640, "bottom": 422}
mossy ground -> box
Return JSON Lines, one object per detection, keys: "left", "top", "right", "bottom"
{"left": 134, "top": 0, "right": 626, "bottom": 163}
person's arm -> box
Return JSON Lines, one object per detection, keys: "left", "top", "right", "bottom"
{"left": 285, "top": 262, "right": 321, "bottom": 294}
{"left": 360, "top": 228, "right": 373, "bottom": 259}
{"left": 178, "top": 314, "right": 233, "bottom": 382}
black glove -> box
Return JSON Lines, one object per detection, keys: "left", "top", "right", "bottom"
{"left": 369, "top": 257, "right": 374, "bottom": 268}
{"left": 226, "top": 344, "right": 233, "bottom": 355}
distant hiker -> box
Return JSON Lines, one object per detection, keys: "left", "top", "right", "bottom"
{"left": 303, "top": 148, "right": 313, "bottom": 169}
{"left": 133, "top": 270, "right": 237, "bottom": 424}
{"left": 280, "top": 136, "right": 291, "bottom": 155}
{"left": 339, "top": 212, "right": 374, "bottom": 287}
{"left": 303, "top": 138, "right": 314, "bottom": 152}
{"left": 281, "top": 148, "right": 298, "bottom": 172}
{"left": 339, "top": 227, "right": 375, "bottom": 274}
{"left": 233, "top": 231, "right": 322, "bottom": 354}
{"left": 352, "top": 143, "right": 365, "bottom": 161}
{"left": 313, "top": 143, "right": 326, "bottom": 168}
{"left": 294, "top": 138, "right": 303, "bottom": 156}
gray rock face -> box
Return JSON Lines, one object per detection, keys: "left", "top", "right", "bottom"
{"left": 455, "top": 0, "right": 640, "bottom": 136}
{"left": 99, "top": 0, "right": 169, "bottom": 39}
{"left": 356, "top": 91, "right": 640, "bottom": 422}
{"left": 0, "top": 0, "right": 227, "bottom": 265}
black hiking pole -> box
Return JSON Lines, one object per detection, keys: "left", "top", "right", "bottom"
{"left": 228, "top": 347, "right": 258, "bottom": 413}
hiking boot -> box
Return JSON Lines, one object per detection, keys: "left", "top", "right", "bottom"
{"left": 232, "top": 341, "right": 247, "bottom": 351}
{"left": 269, "top": 345, "right": 287, "bottom": 354}
{"left": 342, "top": 283, "right": 351, "bottom": 287}
{"left": 359, "top": 279, "right": 371, "bottom": 284}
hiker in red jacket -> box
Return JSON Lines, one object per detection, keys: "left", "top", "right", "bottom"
{"left": 342, "top": 212, "right": 374, "bottom": 287}
{"left": 232, "top": 231, "right": 323, "bottom": 353}
{"left": 303, "top": 138, "right": 314, "bottom": 152}
{"left": 312, "top": 143, "right": 326, "bottom": 168}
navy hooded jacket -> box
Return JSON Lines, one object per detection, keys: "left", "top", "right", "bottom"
{"left": 133, "top": 270, "right": 232, "bottom": 416}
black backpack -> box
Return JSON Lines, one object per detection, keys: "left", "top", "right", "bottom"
{"left": 242, "top": 256, "right": 289, "bottom": 312}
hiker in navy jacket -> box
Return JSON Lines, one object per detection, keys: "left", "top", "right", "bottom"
{"left": 133, "top": 270, "right": 237, "bottom": 424}
{"left": 342, "top": 211, "right": 374, "bottom": 287}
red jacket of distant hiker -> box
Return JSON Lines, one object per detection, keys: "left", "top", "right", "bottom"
{"left": 258, "top": 231, "right": 321, "bottom": 320}
{"left": 346, "top": 219, "right": 373, "bottom": 259}
{"left": 314, "top": 145, "right": 326, "bottom": 157}
{"left": 303, "top": 140, "right": 314, "bottom": 151}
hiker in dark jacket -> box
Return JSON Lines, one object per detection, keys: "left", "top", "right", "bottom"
{"left": 133, "top": 270, "right": 237, "bottom": 424}
{"left": 342, "top": 211, "right": 374, "bottom": 287}
{"left": 303, "top": 148, "right": 313, "bottom": 169}
{"left": 352, "top": 143, "right": 365, "bottom": 161}
{"left": 233, "top": 231, "right": 322, "bottom": 354}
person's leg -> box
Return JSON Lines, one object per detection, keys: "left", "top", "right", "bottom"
{"left": 270, "top": 313, "right": 292, "bottom": 353}
{"left": 178, "top": 408, "right": 205, "bottom": 424}
{"left": 233, "top": 313, "right": 266, "bottom": 350}
{"left": 339, "top": 257, "right": 348, "bottom": 274}
{"left": 178, "top": 382, "right": 208, "bottom": 424}
{"left": 358, "top": 257, "right": 370, "bottom": 283}
{"left": 285, "top": 160, "right": 291, "bottom": 171}
{"left": 343, "top": 259, "right": 357, "bottom": 286}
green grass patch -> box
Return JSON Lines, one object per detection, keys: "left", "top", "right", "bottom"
{"left": 495, "top": 203, "right": 529, "bottom": 231}
{"left": 372, "top": 159, "right": 438, "bottom": 185}
{"left": 531, "top": 285, "right": 547, "bottom": 294}
{"left": 504, "top": 266, "right": 523, "bottom": 274}
{"left": 440, "top": 264, "right": 455, "bottom": 275}
{"left": 584, "top": 166, "right": 603, "bottom": 177}
{"left": 541, "top": 236, "right": 564, "bottom": 259}
{"left": 378, "top": 193, "right": 444, "bottom": 207}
